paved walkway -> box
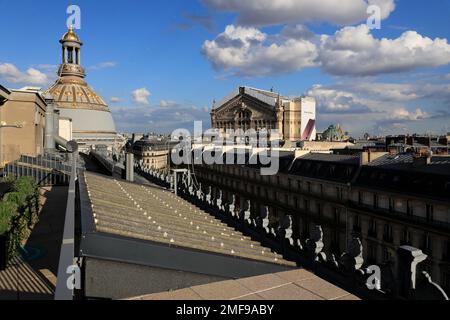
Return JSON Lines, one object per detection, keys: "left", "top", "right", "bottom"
{"left": 128, "top": 269, "right": 360, "bottom": 301}
{"left": 0, "top": 256, "right": 54, "bottom": 300}
{"left": 0, "top": 186, "right": 68, "bottom": 300}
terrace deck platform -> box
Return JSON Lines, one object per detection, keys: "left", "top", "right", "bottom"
{"left": 128, "top": 269, "right": 360, "bottom": 301}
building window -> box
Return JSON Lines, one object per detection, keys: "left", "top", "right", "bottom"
{"left": 317, "top": 203, "right": 322, "bottom": 218}
{"left": 407, "top": 200, "right": 413, "bottom": 217}
{"left": 443, "top": 272, "right": 450, "bottom": 294}
{"left": 336, "top": 187, "right": 342, "bottom": 201}
{"left": 304, "top": 199, "right": 309, "bottom": 212}
{"left": 330, "top": 230, "right": 340, "bottom": 255}
{"left": 402, "top": 229, "right": 411, "bottom": 246}
{"left": 383, "top": 224, "right": 393, "bottom": 243}
{"left": 426, "top": 204, "right": 434, "bottom": 222}
{"left": 358, "top": 191, "right": 363, "bottom": 205}
{"left": 353, "top": 215, "right": 361, "bottom": 233}
{"left": 334, "top": 208, "right": 340, "bottom": 224}
{"left": 368, "top": 243, "right": 377, "bottom": 264}
{"left": 382, "top": 247, "right": 392, "bottom": 262}
{"left": 373, "top": 194, "right": 379, "bottom": 209}
{"left": 444, "top": 241, "right": 450, "bottom": 261}
{"left": 369, "top": 219, "right": 377, "bottom": 238}
{"left": 307, "top": 182, "right": 311, "bottom": 193}
{"left": 389, "top": 198, "right": 394, "bottom": 213}
{"left": 423, "top": 233, "right": 432, "bottom": 255}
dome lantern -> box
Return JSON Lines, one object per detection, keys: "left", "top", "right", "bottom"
{"left": 58, "top": 25, "right": 85, "bottom": 78}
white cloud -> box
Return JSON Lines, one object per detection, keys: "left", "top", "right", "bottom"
{"left": 320, "top": 24, "right": 450, "bottom": 76}
{"left": 203, "top": 0, "right": 395, "bottom": 26}
{"left": 204, "top": 23, "right": 450, "bottom": 77}
{"left": 0, "top": 63, "right": 50, "bottom": 85}
{"left": 132, "top": 88, "right": 151, "bottom": 105}
{"left": 390, "top": 107, "right": 430, "bottom": 121}
{"left": 202, "top": 24, "right": 318, "bottom": 77}
{"left": 309, "top": 76, "right": 450, "bottom": 136}
{"left": 110, "top": 97, "right": 122, "bottom": 103}
{"left": 160, "top": 100, "right": 179, "bottom": 108}
{"left": 308, "top": 85, "right": 373, "bottom": 113}
{"left": 89, "top": 61, "right": 117, "bottom": 70}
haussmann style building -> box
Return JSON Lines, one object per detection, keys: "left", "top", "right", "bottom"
{"left": 210, "top": 87, "right": 317, "bottom": 143}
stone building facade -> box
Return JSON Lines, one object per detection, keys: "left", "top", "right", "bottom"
{"left": 192, "top": 151, "right": 450, "bottom": 294}
{"left": 211, "top": 87, "right": 316, "bottom": 142}
{"left": 0, "top": 86, "right": 47, "bottom": 167}
{"left": 131, "top": 137, "right": 170, "bottom": 171}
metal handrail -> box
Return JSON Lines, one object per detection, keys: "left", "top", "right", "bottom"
{"left": 54, "top": 152, "right": 78, "bottom": 300}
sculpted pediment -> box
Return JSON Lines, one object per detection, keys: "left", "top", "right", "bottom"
{"left": 214, "top": 94, "right": 276, "bottom": 120}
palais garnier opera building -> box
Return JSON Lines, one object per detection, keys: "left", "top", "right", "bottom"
{"left": 45, "top": 26, "right": 117, "bottom": 152}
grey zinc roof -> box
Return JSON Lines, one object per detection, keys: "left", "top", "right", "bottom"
{"left": 215, "top": 86, "right": 290, "bottom": 109}
{"left": 298, "top": 153, "right": 360, "bottom": 164}
{"left": 368, "top": 154, "right": 450, "bottom": 171}
{"left": 84, "top": 172, "right": 295, "bottom": 267}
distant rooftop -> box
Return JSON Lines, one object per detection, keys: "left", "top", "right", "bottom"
{"left": 215, "top": 86, "right": 301, "bottom": 109}
{"left": 297, "top": 153, "right": 360, "bottom": 165}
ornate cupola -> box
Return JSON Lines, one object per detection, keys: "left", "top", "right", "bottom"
{"left": 58, "top": 25, "right": 86, "bottom": 78}
{"left": 44, "top": 25, "right": 117, "bottom": 152}
{"left": 45, "top": 26, "right": 110, "bottom": 112}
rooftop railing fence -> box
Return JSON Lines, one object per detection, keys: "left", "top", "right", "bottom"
{"left": 2, "top": 153, "right": 72, "bottom": 186}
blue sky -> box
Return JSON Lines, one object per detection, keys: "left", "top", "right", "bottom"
{"left": 1, "top": 0, "right": 450, "bottom": 136}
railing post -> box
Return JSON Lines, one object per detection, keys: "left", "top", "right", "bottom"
{"left": 397, "top": 245, "right": 427, "bottom": 299}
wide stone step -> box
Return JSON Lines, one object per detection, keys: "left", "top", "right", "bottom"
{"left": 94, "top": 210, "right": 269, "bottom": 253}
{"left": 96, "top": 222, "right": 293, "bottom": 266}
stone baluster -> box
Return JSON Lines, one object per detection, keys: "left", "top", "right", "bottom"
{"left": 196, "top": 183, "right": 203, "bottom": 201}
{"left": 415, "top": 271, "right": 449, "bottom": 300}
{"left": 216, "top": 190, "right": 224, "bottom": 211}
{"left": 242, "top": 200, "right": 252, "bottom": 225}
{"left": 397, "top": 245, "right": 427, "bottom": 299}
{"left": 256, "top": 206, "right": 273, "bottom": 236}
{"left": 206, "top": 186, "right": 212, "bottom": 205}
{"left": 278, "top": 215, "right": 294, "bottom": 246}
{"left": 228, "top": 195, "right": 236, "bottom": 217}
{"left": 306, "top": 225, "right": 326, "bottom": 262}
{"left": 340, "top": 237, "right": 364, "bottom": 273}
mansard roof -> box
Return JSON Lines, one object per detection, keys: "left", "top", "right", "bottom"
{"left": 288, "top": 154, "right": 360, "bottom": 183}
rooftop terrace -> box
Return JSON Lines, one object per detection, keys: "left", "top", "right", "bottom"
{"left": 128, "top": 269, "right": 360, "bottom": 301}
{"left": 85, "top": 172, "right": 294, "bottom": 267}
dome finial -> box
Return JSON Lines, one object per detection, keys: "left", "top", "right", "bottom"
{"left": 61, "top": 24, "right": 81, "bottom": 43}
